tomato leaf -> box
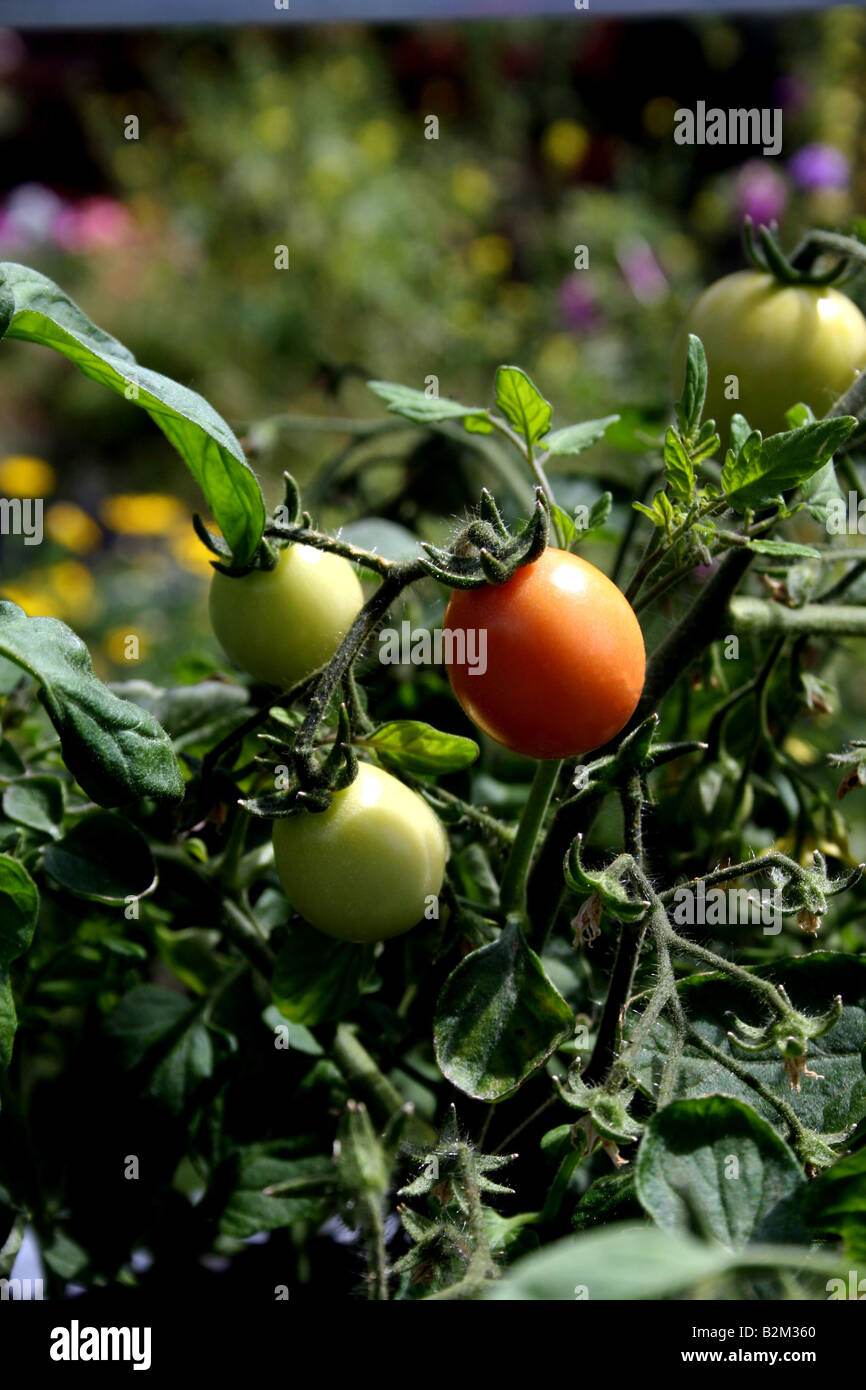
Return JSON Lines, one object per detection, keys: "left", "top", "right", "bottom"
{"left": 43, "top": 811, "right": 156, "bottom": 904}
{"left": 663, "top": 426, "right": 696, "bottom": 501}
{"left": 105, "top": 984, "right": 215, "bottom": 1115}
{"left": 217, "top": 1148, "right": 334, "bottom": 1239}
{"left": 367, "top": 379, "right": 484, "bottom": 424}
{"left": 0, "top": 262, "right": 264, "bottom": 567}
{"left": 272, "top": 922, "right": 376, "bottom": 1026}
{"left": 675, "top": 333, "right": 708, "bottom": 439}
{"left": 799, "top": 458, "right": 845, "bottom": 524}
{"left": 2, "top": 776, "right": 65, "bottom": 839}
{"left": 544, "top": 415, "right": 619, "bottom": 456}
{"left": 434, "top": 919, "right": 574, "bottom": 1101}
{"left": 744, "top": 538, "right": 821, "bottom": 559}
{"left": 367, "top": 720, "right": 479, "bottom": 777}
{"left": 635, "top": 1096, "right": 807, "bottom": 1250}
{"left": 109, "top": 678, "right": 250, "bottom": 747}
{"left": 634, "top": 952, "right": 866, "bottom": 1135}
{"left": 0, "top": 853, "right": 38, "bottom": 1068}
{"left": 721, "top": 417, "right": 858, "bottom": 512}
{"left": 0, "top": 602, "right": 184, "bottom": 808}
{"left": 550, "top": 504, "right": 578, "bottom": 548}
{"left": 485, "top": 1221, "right": 839, "bottom": 1301}
{"left": 494, "top": 365, "right": 552, "bottom": 449}
{"left": 801, "top": 1146, "right": 866, "bottom": 1262}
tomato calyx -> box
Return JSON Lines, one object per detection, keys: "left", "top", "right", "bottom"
{"left": 420, "top": 485, "right": 550, "bottom": 589}
{"left": 194, "top": 510, "right": 281, "bottom": 577}
{"left": 242, "top": 699, "right": 359, "bottom": 819}
{"left": 741, "top": 216, "right": 859, "bottom": 289}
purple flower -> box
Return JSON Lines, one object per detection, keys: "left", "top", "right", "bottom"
{"left": 733, "top": 160, "right": 787, "bottom": 226}
{"left": 788, "top": 143, "right": 849, "bottom": 192}
{"left": 557, "top": 275, "right": 603, "bottom": 333}
{"left": 616, "top": 236, "right": 668, "bottom": 305}
{"left": 3, "top": 183, "right": 66, "bottom": 246}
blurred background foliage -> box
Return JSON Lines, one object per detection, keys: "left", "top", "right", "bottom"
{"left": 1, "top": 8, "right": 866, "bottom": 808}
{"left": 2, "top": 9, "right": 866, "bottom": 1300}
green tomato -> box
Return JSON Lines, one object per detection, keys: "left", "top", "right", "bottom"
{"left": 673, "top": 270, "right": 866, "bottom": 440}
{"left": 209, "top": 543, "right": 364, "bottom": 687}
{"left": 272, "top": 762, "right": 449, "bottom": 942}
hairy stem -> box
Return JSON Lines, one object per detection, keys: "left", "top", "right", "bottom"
{"left": 500, "top": 758, "right": 562, "bottom": 932}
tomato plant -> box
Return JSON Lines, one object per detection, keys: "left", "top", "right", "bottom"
{"left": 2, "top": 226, "right": 866, "bottom": 1318}
{"left": 444, "top": 547, "right": 645, "bottom": 760}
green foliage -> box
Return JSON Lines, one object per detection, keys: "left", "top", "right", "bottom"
{"left": 0, "top": 601, "right": 184, "bottom": 808}
{"left": 635, "top": 1096, "right": 808, "bottom": 1248}
{"left": 1, "top": 298, "right": 865, "bottom": 1303}
{"left": 434, "top": 920, "right": 574, "bottom": 1101}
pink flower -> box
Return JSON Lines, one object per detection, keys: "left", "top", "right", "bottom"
{"left": 52, "top": 196, "right": 134, "bottom": 253}
{"left": 616, "top": 236, "right": 668, "bottom": 305}
{"left": 733, "top": 161, "right": 787, "bottom": 227}
{"left": 52, "top": 197, "right": 133, "bottom": 253}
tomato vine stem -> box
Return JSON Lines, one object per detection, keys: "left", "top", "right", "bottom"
{"left": 499, "top": 757, "right": 562, "bottom": 929}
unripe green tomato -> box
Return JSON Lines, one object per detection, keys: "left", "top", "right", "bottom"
{"left": 209, "top": 544, "right": 364, "bottom": 687}
{"left": 673, "top": 270, "right": 866, "bottom": 441}
{"left": 272, "top": 762, "right": 449, "bottom": 942}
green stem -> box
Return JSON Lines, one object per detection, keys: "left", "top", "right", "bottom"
{"left": 332, "top": 1024, "right": 436, "bottom": 1146}
{"left": 220, "top": 898, "right": 276, "bottom": 978}
{"left": 499, "top": 758, "right": 562, "bottom": 929}
{"left": 399, "top": 775, "right": 515, "bottom": 848}
{"left": 266, "top": 520, "right": 396, "bottom": 579}
{"left": 214, "top": 805, "right": 250, "bottom": 890}
{"left": 293, "top": 560, "right": 426, "bottom": 775}
{"left": 659, "top": 923, "right": 790, "bottom": 1014}
{"left": 729, "top": 596, "right": 866, "bottom": 636}
{"left": 656, "top": 851, "right": 808, "bottom": 907}
{"left": 684, "top": 1028, "right": 809, "bottom": 1145}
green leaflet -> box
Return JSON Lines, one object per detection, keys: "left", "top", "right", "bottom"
{"left": 635, "top": 1096, "right": 807, "bottom": 1249}
{"left": 0, "top": 602, "right": 184, "bottom": 807}
{"left": 434, "top": 919, "right": 573, "bottom": 1101}
{"left": 0, "top": 261, "right": 264, "bottom": 566}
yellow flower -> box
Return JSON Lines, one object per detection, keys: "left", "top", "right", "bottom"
{"left": 0, "top": 583, "right": 56, "bottom": 617}
{"left": 171, "top": 525, "right": 216, "bottom": 576}
{"left": 467, "top": 234, "right": 513, "bottom": 278}
{"left": 100, "top": 493, "right": 187, "bottom": 536}
{"left": 0, "top": 455, "right": 56, "bottom": 497}
{"left": 104, "top": 626, "right": 147, "bottom": 664}
{"left": 541, "top": 119, "right": 589, "bottom": 171}
{"left": 47, "top": 561, "right": 94, "bottom": 620}
{"left": 45, "top": 502, "right": 102, "bottom": 554}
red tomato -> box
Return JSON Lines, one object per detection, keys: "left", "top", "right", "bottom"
{"left": 444, "top": 547, "right": 645, "bottom": 760}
